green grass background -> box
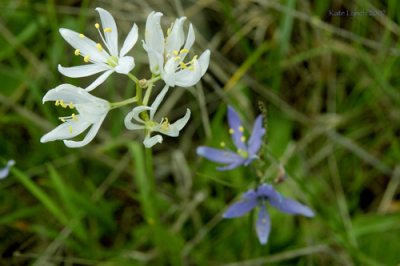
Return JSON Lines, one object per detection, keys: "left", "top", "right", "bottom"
{"left": 1, "top": 0, "right": 400, "bottom": 265}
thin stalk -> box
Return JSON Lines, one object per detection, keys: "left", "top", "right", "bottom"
{"left": 109, "top": 97, "right": 138, "bottom": 109}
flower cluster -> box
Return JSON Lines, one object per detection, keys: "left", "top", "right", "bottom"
{"left": 40, "top": 8, "right": 210, "bottom": 148}
{"left": 196, "top": 106, "right": 314, "bottom": 245}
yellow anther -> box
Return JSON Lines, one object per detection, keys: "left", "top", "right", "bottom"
{"left": 193, "top": 55, "right": 198, "bottom": 59}
{"left": 55, "top": 100, "right": 60, "bottom": 106}
{"left": 69, "top": 102, "right": 74, "bottom": 109}
{"left": 79, "top": 34, "right": 84, "bottom": 38}
{"left": 172, "top": 50, "right": 178, "bottom": 55}
{"left": 97, "top": 43, "right": 103, "bottom": 52}
{"left": 164, "top": 37, "right": 167, "bottom": 42}
{"left": 262, "top": 218, "right": 266, "bottom": 223}
{"left": 180, "top": 49, "right": 189, "bottom": 53}
{"left": 69, "top": 126, "right": 73, "bottom": 133}
{"left": 237, "top": 149, "right": 242, "bottom": 153}
{"left": 241, "top": 136, "right": 246, "bottom": 142}
{"left": 180, "top": 61, "right": 187, "bottom": 69}
{"left": 188, "top": 67, "right": 194, "bottom": 70}
{"left": 72, "top": 113, "right": 79, "bottom": 121}
{"left": 165, "top": 43, "right": 169, "bottom": 46}
{"left": 60, "top": 100, "right": 67, "bottom": 108}
{"left": 174, "top": 57, "right": 181, "bottom": 61}
{"left": 220, "top": 142, "right": 226, "bottom": 147}
{"left": 95, "top": 23, "right": 100, "bottom": 29}
{"left": 229, "top": 128, "right": 234, "bottom": 134}
{"left": 84, "top": 55, "right": 91, "bottom": 62}
{"left": 146, "top": 30, "right": 149, "bottom": 34}
{"left": 167, "top": 28, "right": 171, "bottom": 36}
{"left": 239, "top": 126, "right": 244, "bottom": 132}
{"left": 61, "top": 118, "right": 66, "bottom": 122}
{"left": 74, "top": 49, "right": 80, "bottom": 56}
{"left": 104, "top": 28, "right": 112, "bottom": 33}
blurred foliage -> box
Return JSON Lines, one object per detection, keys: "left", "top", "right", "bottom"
{"left": 1, "top": 0, "right": 400, "bottom": 265}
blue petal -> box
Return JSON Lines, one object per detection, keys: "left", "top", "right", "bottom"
{"left": 242, "top": 189, "right": 257, "bottom": 199}
{"left": 0, "top": 160, "right": 15, "bottom": 180}
{"left": 256, "top": 183, "right": 276, "bottom": 197}
{"left": 223, "top": 198, "right": 257, "bottom": 218}
{"left": 227, "top": 105, "right": 247, "bottom": 151}
{"left": 216, "top": 160, "right": 245, "bottom": 171}
{"left": 256, "top": 204, "right": 271, "bottom": 245}
{"left": 248, "top": 115, "right": 266, "bottom": 157}
{"left": 271, "top": 198, "right": 315, "bottom": 217}
{"left": 197, "top": 146, "right": 244, "bottom": 164}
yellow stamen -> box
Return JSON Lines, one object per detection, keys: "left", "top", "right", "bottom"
{"left": 72, "top": 113, "right": 79, "bottom": 121}
{"left": 104, "top": 28, "right": 112, "bottom": 33}
{"left": 172, "top": 50, "right": 178, "bottom": 55}
{"left": 84, "top": 55, "right": 91, "bottom": 63}
{"left": 95, "top": 23, "right": 100, "bottom": 29}
{"left": 193, "top": 55, "right": 198, "bottom": 59}
{"left": 163, "top": 117, "right": 169, "bottom": 125}
{"left": 174, "top": 57, "right": 181, "bottom": 61}
{"left": 61, "top": 118, "right": 66, "bottom": 122}
{"left": 188, "top": 67, "right": 194, "bottom": 70}
{"left": 164, "top": 37, "right": 167, "bottom": 42}
{"left": 97, "top": 43, "right": 103, "bottom": 52}
{"left": 74, "top": 49, "right": 80, "bottom": 56}
{"left": 69, "top": 102, "right": 74, "bottom": 109}
{"left": 180, "top": 49, "right": 189, "bottom": 53}
{"left": 220, "top": 142, "right": 225, "bottom": 147}
{"left": 79, "top": 34, "right": 84, "bottom": 38}
{"left": 165, "top": 43, "right": 169, "bottom": 46}
{"left": 262, "top": 218, "right": 266, "bottom": 223}
{"left": 60, "top": 100, "right": 67, "bottom": 108}
{"left": 69, "top": 126, "right": 73, "bottom": 133}
{"left": 239, "top": 126, "right": 244, "bottom": 132}
{"left": 146, "top": 30, "right": 149, "bottom": 34}
{"left": 241, "top": 136, "right": 246, "bottom": 142}
{"left": 229, "top": 128, "right": 234, "bottom": 134}
{"left": 55, "top": 100, "right": 60, "bottom": 106}
{"left": 237, "top": 149, "right": 242, "bottom": 153}
{"left": 167, "top": 28, "right": 171, "bottom": 36}
{"left": 180, "top": 61, "right": 187, "bottom": 69}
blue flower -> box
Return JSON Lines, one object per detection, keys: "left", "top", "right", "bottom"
{"left": 0, "top": 160, "right": 15, "bottom": 180}
{"left": 223, "top": 183, "right": 315, "bottom": 245}
{"left": 196, "top": 105, "right": 266, "bottom": 171}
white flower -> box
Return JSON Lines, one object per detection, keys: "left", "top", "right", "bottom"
{"left": 143, "top": 11, "right": 210, "bottom": 87}
{"left": 58, "top": 7, "right": 139, "bottom": 91}
{"left": 40, "top": 84, "right": 110, "bottom": 148}
{"left": 124, "top": 85, "right": 190, "bottom": 148}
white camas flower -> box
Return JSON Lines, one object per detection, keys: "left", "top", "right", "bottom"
{"left": 124, "top": 85, "right": 190, "bottom": 148}
{"left": 40, "top": 84, "right": 110, "bottom": 148}
{"left": 58, "top": 8, "right": 138, "bottom": 91}
{"left": 143, "top": 11, "right": 210, "bottom": 87}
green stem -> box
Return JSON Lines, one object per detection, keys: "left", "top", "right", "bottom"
{"left": 144, "top": 75, "right": 161, "bottom": 87}
{"left": 127, "top": 73, "right": 139, "bottom": 83}
{"left": 109, "top": 97, "right": 138, "bottom": 109}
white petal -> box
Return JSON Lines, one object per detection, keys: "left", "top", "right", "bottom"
{"left": 180, "top": 23, "right": 195, "bottom": 61}
{"left": 58, "top": 64, "right": 109, "bottom": 78}
{"left": 161, "top": 109, "right": 190, "bottom": 137}
{"left": 59, "top": 28, "right": 107, "bottom": 63}
{"left": 165, "top": 17, "right": 186, "bottom": 54}
{"left": 143, "top": 42, "right": 164, "bottom": 75}
{"left": 199, "top": 49, "right": 211, "bottom": 76}
{"left": 114, "top": 56, "right": 134, "bottom": 74}
{"left": 96, "top": 8, "right": 119, "bottom": 58}
{"left": 64, "top": 114, "right": 107, "bottom": 148}
{"left": 163, "top": 58, "right": 176, "bottom": 87}
{"left": 120, "top": 24, "right": 138, "bottom": 57}
{"left": 149, "top": 85, "right": 169, "bottom": 121}
{"left": 43, "top": 84, "right": 88, "bottom": 104}
{"left": 143, "top": 134, "right": 163, "bottom": 148}
{"left": 40, "top": 120, "right": 91, "bottom": 143}
{"left": 124, "top": 110, "right": 146, "bottom": 130}
{"left": 84, "top": 69, "right": 115, "bottom": 91}
{"left": 145, "top": 12, "right": 164, "bottom": 55}
{"left": 174, "top": 58, "right": 202, "bottom": 87}
{"left": 131, "top": 106, "right": 154, "bottom": 124}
